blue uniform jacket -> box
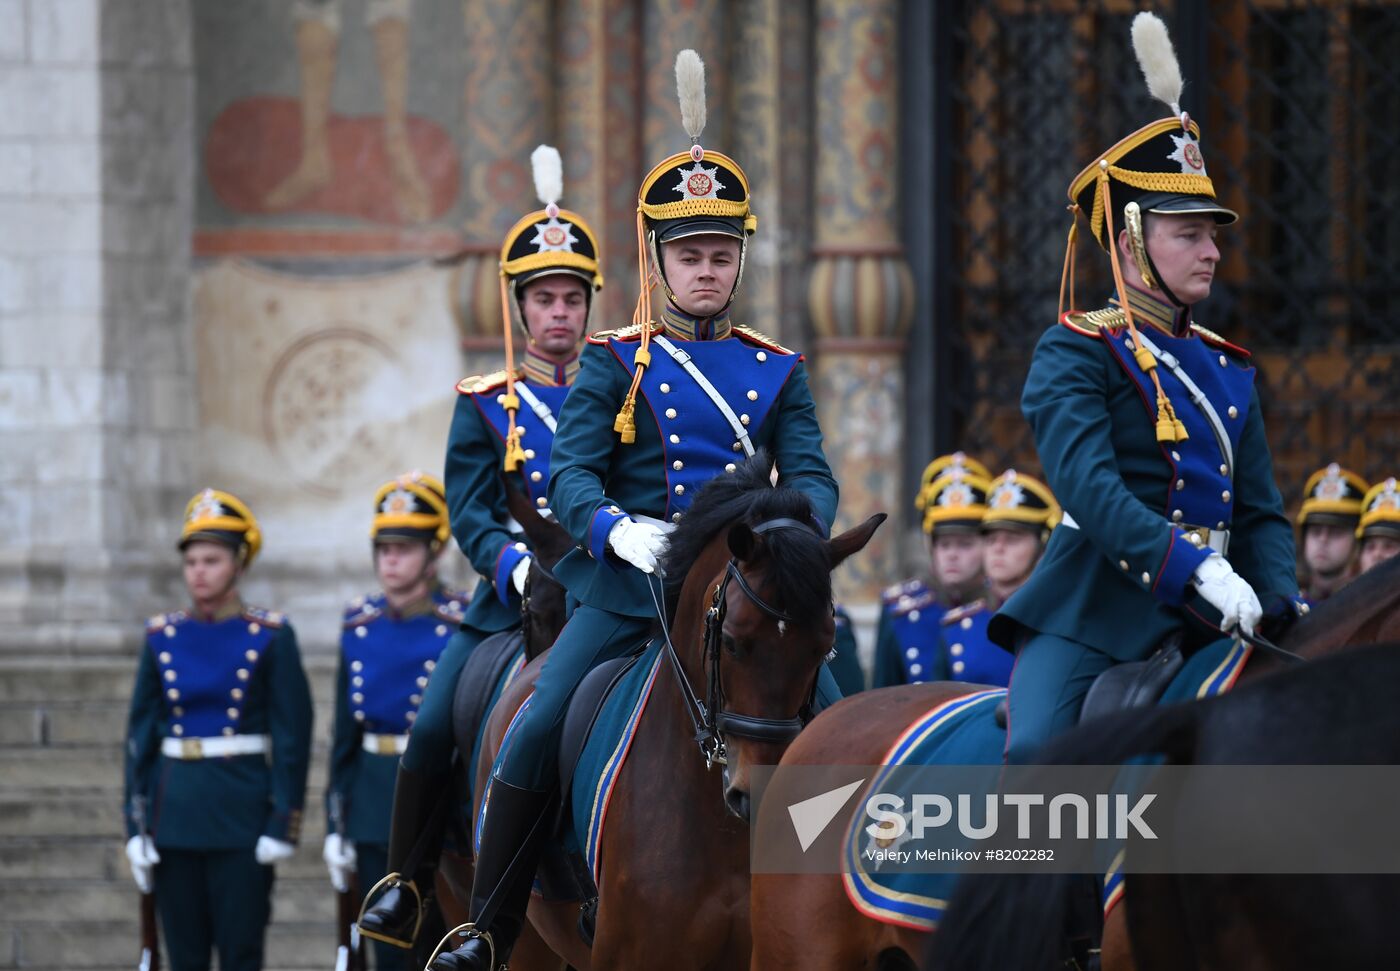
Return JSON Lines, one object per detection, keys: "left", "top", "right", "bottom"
{"left": 123, "top": 605, "right": 313, "bottom": 850}
{"left": 547, "top": 320, "right": 839, "bottom": 618}
{"left": 993, "top": 288, "right": 1297, "bottom": 660}
{"left": 325, "top": 588, "right": 467, "bottom": 843}
{"left": 446, "top": 369, "right": 571, "bottom": 632}
{"left": 871, "top": 579, "right": 950, "bottom": 687}
{"left": 936, "top": 601, "right": 1012, "bottom": 686}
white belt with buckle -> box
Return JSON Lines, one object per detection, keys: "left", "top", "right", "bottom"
{"left": 362, "top": 732, "right": 409, "bottom": 755}
{"left": 161, "top": 734, "right": 271, "bottom": 760}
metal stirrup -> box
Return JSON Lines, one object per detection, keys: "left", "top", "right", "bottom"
{"left": 357, "top": 871, "right": 424, "bottom": 947}
{"left": 425, "top": 923, "right": 499, "bottom": 971}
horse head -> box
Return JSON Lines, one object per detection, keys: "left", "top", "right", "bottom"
{"left": 503, "top": 480, "right": 573, "bottom": 659}
{"left": 660, "top": 451, "right": 884, "bottom": 823}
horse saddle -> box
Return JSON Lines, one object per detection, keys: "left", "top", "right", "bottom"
{"left": 452, "top": 627, "right": 526, "bottom": 764}
{"left": 993, "top": 633, "right": 1186, "bottom": 729}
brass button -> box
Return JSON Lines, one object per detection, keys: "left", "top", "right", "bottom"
{"left": 513, "top": 541, "right": 527, "bottom": 552}
{"left": 732, "top": 442, "right": 743, "bottom": 452}
{"left": 417, "top": 676, "right": 428, "bottom": 688}
{"left": 231, "top": 688, "right": 243, "bottom": 700}
{"left": 1171, "top": 451, "right": 1181, "bottom": 462}
{"left": 740, "top": 414, "right": 751, "bottom": 426}
{"left": 355, "top": 626, "right": 367, "bottom": 638}
{"left": 172, "top": 724, "right": 184, "bottom": 736}
{"left": 435, "top": 624, "right": 447, "bottom": 636}
{"left": 675, "top": 484, "right": 685, "bottom": 495}
{"left": 351, "top": 660, "right": 363, "bottom": 672}
{"left": 951, "top": 660, "right": 965, "bottom": 675}
{"left": 673, "top": 460, "right": 684, "bottom": 471}
{"left": 227, "top": 707, "right": 240, "bottom": 719}
{"left": 159, "top": 651, "right": 172, "bottom": 663}
{"left": 424, "top": 659, "right": 436, "bottom": 672}
{"left": 352, "top": 693, "right": 364, "bottom": 704}
{"left": 237, "top": 669, "right": 249, "bottom": 681}
{"left": 670, "top": 434, "right": 681, "bottom": 444}
{"left": 1227, "top": 406, "right": 1238, "bottom": 418}
{"left": 909, "top": 610, "right": 921, "bottom": 623}
{"left": 246, "top": 649, "right": 258, "bottom": 662}
{"left": 672, "top": 513, "right": 682, "bottom": 523}
{"left": 1172, "top": 510, "right": 1183, "bottom": 522}
{"left": 525, "top": 449, "right": 536, "bottom": 459}
{"left": 352, "top": 676, "right": 364, "bottom": 687}
{"left": 164, "top": 670, "right": 176, "bottom": 682}
{"left": 1176, "top": 478, "right": 1185, "bottom": 490}
{"left": 247, "top": 622, "right": 260, "bottom": 634}
{"left": 660, "top": 383, "right": 671, "bottom": 393}
{"left": 1141, "top": 572, "right": 1151, "bottom": 584}
{"left": 1119, "top": 560, "right": 1129, "bottom": 570}
{"left": 906, "top": 647, "right": 919, "bottom": 659}
{"left": 756, "top": 352, "right": 767, "bottom": 362}
{"left": 725, "top": 463, "right": 736, "bottom": 473}
{"left": 665, "top": 408, "right": 677, "bottom": 419}
{"left": 1219, "top": 355, "right": 1227, "bottom": 367}
{"left": 950, "top": 643, "right": 964, "bottom": 656}
{"left": 530, "top": 471, "right": 542, "bottom": 482}
{"left": 746, "top": 390, "right": 758, "bottom": 401}
{"left": 1219, "top": 464, "right": 1228, "bottom": 475}
{"left": 536, "top": 497, "right": 547, "bottom": 508}
{"left": 911, "top": 663, "right": 925, "bottom": 676}
{"left": 164, "top": 626, "right": 176, "bottom": 638}
{"left": 1222, "top": 490, "right": 1231, "bottom": 502}
{"left": 961, "top": 618, "right": 973, "bottom": 630}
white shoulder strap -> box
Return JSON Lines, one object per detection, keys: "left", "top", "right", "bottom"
{"left": 513, "top": 382, "right": 557, "bottom": 434}
{"left": 652, "top": 335, "right": 755, "bottom": 457}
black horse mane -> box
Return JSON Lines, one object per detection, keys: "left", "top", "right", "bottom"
{"left": 660, "top": 450, "right": 832, "bottom": 622}
{"left": 1289, "top": 548, "right": 1400, "bottom": 641}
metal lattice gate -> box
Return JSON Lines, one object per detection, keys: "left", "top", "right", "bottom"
{"left": 933, "top": 0, "right": 1400, "bottom": 508}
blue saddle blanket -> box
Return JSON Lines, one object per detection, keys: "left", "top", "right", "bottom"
{"left": 842, "top": 637, "right": 1253, "bottom": 930}
{"left": 477, "top": 640, "right": 666, "bottom": 880}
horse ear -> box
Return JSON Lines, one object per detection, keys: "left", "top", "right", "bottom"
{"left": 727, "top": 522, "right": 757, "bottom": 561}
{"left": 827, "top": 513, "right": 887, "bottom": 569}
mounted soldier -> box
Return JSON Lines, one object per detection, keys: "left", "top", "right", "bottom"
{"left": 122, "top": 489, "right": 313, "bottom": 971}
{"left": 428, "top": 49, "right": 842, "bottom": 970}
{"left": 357, "top": 146, "right": 603, "bottom": 953}
{"left": 324, "top": 472, "right": 466, "bottom": 967}
{"left": 990, "top": 13, "right": 1303, "bottom": 764}
{"left": 872, "top": 455, "right": 991, "bottom": 688}
{"left": 1295, "top": 463, "right": 1367, "bottom": 604}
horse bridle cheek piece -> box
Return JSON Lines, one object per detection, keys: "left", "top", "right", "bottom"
{"left": 649, "top": 517, "right": 822, "bottom": 771}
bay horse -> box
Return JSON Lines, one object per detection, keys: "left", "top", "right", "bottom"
{"left": 433, "top": 483, "right": 574, "bottom": 971}
{"left": 749, "top": 552, "right": 1400, "bottom": 971}
{"left": 928, "top": 638, "right": 1400, "bottom": 971}
{"left": 467, "top": 452, "right": 885, "bottom": 969}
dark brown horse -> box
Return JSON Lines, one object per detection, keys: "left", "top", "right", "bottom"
{"left": 750, "top": 553, "right": 1400, "bottom": 971}
{"left": 473, "top": 453, "right": 884, "bottom": 969}
{"left": 434, "top": 484, "right": 574, "bottom": 971}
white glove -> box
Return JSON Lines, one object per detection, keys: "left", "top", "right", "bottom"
{"left": 1191, "top": 554, "right": 1262, "bottom": 636}
{"left": 125, "top": 835, "right": 160, "bottom": 894}
{"left": 255, "top": 835, "right": 295, "bottom": 866}
{"left": 510, "top": 554, "right": 533, "bottom": 596}
{"left": 607, "top": 518, "right": 669, "bottom": 574}
{"left": 322, "top": 834, "right": 357, "bottom": 892}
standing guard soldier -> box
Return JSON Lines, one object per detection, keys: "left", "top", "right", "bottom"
{"left": 1357, "top": 477, "right": 1400, "bottom": 573}
{"left": 323, "top": 473, "right": 467, "bottom": 968}
{"left": 122, "top": 489, "right": 313, "bottom": 971}
{"left": 935, "top": 470, "right": 1060, "bottom": 687}
{"left": 1295, "top": 463, "right": 1367, "bottom": 603}
{"left": 872, "top": 455, "right": 991, "bottom": 688}
{"left": 357, "top": 146, "right": 602, "bottom": 952}
{"left": 991, "top": 13, "right": 1302, "bottom": 764}
{"left": 428, "top": 49, "right": 841, "bottom": 970}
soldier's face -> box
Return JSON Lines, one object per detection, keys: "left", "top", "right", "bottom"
{"left": 1360, "top": 535, "right": 1400, "bottom": 574}
{"left": 376, "top": 539, "right": 434, "bottom": 593}
{"left": 1303, "top": 522, "right": 1357, "bottom": 577}
{"left": 182, "top": 542, "right": 240, "bottom": 602}
{"left": 661, "top": 235, "right": 741, "bottom": 317}
{"left": 931, "top": 532, "right": 983, "bottom": 587}
{"left": 520, "top": 276, "right": 588, "bottom": 359}
{"left": 982, "top": 528, "right": 1039, "bottom": 588}
{"left": 1142, "top": 214, "right": 1221, "bottom": 305}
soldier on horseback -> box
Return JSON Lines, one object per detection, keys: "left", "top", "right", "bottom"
{"left": 991, "top": 13, "right": 1305, "bottom": 764}
{"left": 357, "top": 146, "right": 603, "bottom": 952}
{"left": 428, "top": 49, "right": 842, "bottom": 971}
{"left": 325, "top": 473, "right": 466, "bottom": 967}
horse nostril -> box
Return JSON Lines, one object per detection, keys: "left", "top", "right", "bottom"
{"left": 725, "top": 786, "right": 751, "bottom": 821}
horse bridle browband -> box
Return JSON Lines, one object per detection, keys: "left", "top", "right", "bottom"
{"left": 648, "top": 516, "right": 824, "bottom": 770}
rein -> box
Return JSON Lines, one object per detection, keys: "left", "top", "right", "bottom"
{"left": 647, "top": 516, "right": 822, "bottom": 770}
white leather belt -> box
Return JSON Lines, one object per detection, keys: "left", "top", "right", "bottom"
{"left": 362, "top": 732, "right": 409, "bottom": 755}
{"left": 161, "top": 734, "right": 270, "bottom": 760}
{"left": 631, "top": 513, "right": 678, "bottom": 533}
{"left": 1057, "top": 512, "right": 1229, "bottom": 555}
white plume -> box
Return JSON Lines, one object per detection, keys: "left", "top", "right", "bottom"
{"left": 1131, "top": 12, "right": 1183, "bottom": 116}
{"left": 530, "top": 144, "right": 563, "bottom": 206}
{"left": 675, "top": 49, "right": 707, "bottom": 141}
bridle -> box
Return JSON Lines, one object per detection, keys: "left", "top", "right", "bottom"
{"left": 647, "top": 517, "right": 824, "bottom": 770}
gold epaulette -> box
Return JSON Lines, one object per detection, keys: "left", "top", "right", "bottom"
{"left": 343, "top": 595, "right": 382, "bottom": 627}
{"left": 146, "top": 611, "right": 186, "bottom": 633}
{"left": 456, "top": 369, "right": 520, "bottom": 396}
{"left": 881, "top": 578, "right": 927, "bottom": 605}
{"left": 1063, "top": 307, "right": 1127, "bottom": 336}
{"left": 586, "top": 322, "right": 661, "bottom": 345}
{"left": 242, "top": 605, "right": 286, "bottom": 629}
{"left": 1189, "top": 322, "right": 1250, "bottom": 357}
{"left": 733, "top": 324, "right": 795, "bottom": 355}
{"left": 941, "top": 600, "right": 987, "bottom": 626}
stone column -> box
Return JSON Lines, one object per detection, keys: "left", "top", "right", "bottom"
{"left": 0, "top": 0, "right": 198, "bottom": 653}
{"left": 808, "top": 0, "right": 914, "bottom": 604}
{"left": 455, "top": 0, "right": 553, "bottom": 344}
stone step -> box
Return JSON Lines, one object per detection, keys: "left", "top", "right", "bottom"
{"left": 0, "top": 878, "right": 337, "bottom": 924}
{"left": 4, "top": 919, "right": 337, "bottom": 968}
{"left": 0, "top": 836, "right": 335, "bottom": 883}
{"left": 0, "top": 790, "right": 339, "bottom": 843}
{"left": 0, "top": 701, "right": 128, "bottom": 747}
{"left": 0, "top": 745, "right": 334, "bottom": 791}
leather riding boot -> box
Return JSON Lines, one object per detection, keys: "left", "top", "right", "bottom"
{"left": 429, "top": 779, "right": 553, "bottom": 971}
{"left": 358, "top": 764, "right": 448, "bottom": 949}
